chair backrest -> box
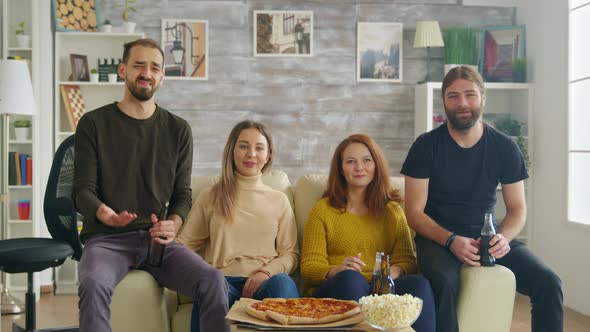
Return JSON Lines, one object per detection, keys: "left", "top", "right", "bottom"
{"left": 43, "top": 135, "right": 83, "bottom": 261}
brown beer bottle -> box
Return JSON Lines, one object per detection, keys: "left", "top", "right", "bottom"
{"left": 369, "top": 252, "right": 383, "bottom": 295}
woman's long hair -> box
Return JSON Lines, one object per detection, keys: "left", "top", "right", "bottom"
{"left": 324, "top": 134, "right": 402, "bottom": 217}
{"left": 210, "top": 120, "right": 273, "bottom": 222}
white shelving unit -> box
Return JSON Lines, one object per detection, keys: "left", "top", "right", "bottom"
{"left": 1, "top": 0, "right": 41, "bottom": 293}
{"left": 53, "top": 31, "right": 144, "bottom": 293}
{"left": 54, "top": 31, "right": 144, "bottom": 147}
{"left": 414, "top": 82, "right": 534, "bottom": 243}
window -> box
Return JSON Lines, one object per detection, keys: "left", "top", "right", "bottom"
{"left": 283, "top": 14, "right": 294, "bottom": 35}
{"left": 568, "top": 0, "right": 590, "bottom": 225}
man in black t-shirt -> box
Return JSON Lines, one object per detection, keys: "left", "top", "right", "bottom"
{"left": 401, "top": 66, "right": 563, "bottom": 332}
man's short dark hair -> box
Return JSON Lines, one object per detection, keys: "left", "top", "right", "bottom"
{"left": 441, "top": 66, "right": 486, "bottom": 98}
{"left": 122, "top": 39, "right": 165, "bottom": 64}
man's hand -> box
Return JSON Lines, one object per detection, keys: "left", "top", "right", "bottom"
{"left": 242, "top": 272, "right": 270, "bottom": 298}
{"left": 327, "top": 253, "right": 366, "bottom": 279}
{"left": 449, "top": 236, "right": 481, "bottom": 266}
{"left": 150, "top": 214, "right": 176, "bottom": 245}
{"left": 487, "top": 233, "right": 511, "bottom": 259}
{"left": 96, "top": 204, "right": 137, "bottom": 227}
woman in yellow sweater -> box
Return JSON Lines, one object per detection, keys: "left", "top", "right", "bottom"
{"left": 178, "top": 120, "right": 299, "bottom": 332}
{"left": 301, "top": 134, "right": 435, "bottom": 332}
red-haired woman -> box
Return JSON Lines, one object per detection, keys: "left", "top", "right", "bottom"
{"left": 301, "top": 134, "right": 435, "bottom": 332}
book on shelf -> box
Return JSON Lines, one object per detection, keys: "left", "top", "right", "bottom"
{"left": 7, "top": 152, "right": 32, "bottom": 186}
{"left": 19, "top": 153, "right": 27, "bottom": 185}
{"left": 26, "top": 156, "right": 32, "bottom": 185}
{"left": 14, "top": 152, "right": 21, "bottom": 185}
{"left": 8, "top": 152, "right": 16, "bottom": 186}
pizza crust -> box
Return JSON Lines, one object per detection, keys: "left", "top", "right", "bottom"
{"left": 245, "top": 305, "right": 270, "bottom": 321}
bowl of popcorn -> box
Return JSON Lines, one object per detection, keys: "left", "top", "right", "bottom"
{"left": 359, "top": 294, "right": 423, "bottom": 331}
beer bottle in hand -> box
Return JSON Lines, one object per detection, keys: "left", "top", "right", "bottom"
{"left": 147, "top": 204, "right": 168, "bottom": 267}
{"left": 369, "top": 252, "right": 383, "bottom": 295}
{"left": 479, "top": 213, "right": 496, "bottom": 266}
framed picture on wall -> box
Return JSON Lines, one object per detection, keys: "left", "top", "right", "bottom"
{"left": 357, "top": 22, "right": 403, "bottom": 83}
{"left": 161, "top": 19, "right": 209, "bottom": 80}
{"left": 253, "top": 10, "right": 313, "bottom": 57}
{"left": 52, "top": 0, "right": 100, "bottom": 32}
{"left": 69, "top": 54, "right": 89, "bottom": 82}
{"left": 479, "top": 25, "right": 526, "bottom": 82}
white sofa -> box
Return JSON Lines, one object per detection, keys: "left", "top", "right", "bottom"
{"left": 110, "top": 171, "right": 516, "bottom": 332}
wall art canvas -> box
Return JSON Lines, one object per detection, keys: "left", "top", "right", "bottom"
{"left": 357, "top": 22, "right": 403, "bottom": 83}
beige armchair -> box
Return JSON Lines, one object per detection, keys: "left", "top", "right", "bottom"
{"left": 110, "top": 171, "right": 516, "bottom": 332}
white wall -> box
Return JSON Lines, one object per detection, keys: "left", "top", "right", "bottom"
{"left": 519, "top": 0, "right": 590, "bottom": 316}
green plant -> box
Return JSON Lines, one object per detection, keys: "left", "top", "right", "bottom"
{"left": 443, "top": 27, "right": 478, "bottom": 65}
{"left": 517, "top": 135, "right": 530, "bottom": 169}
{"left": 90, "top": 68, "right": 98, "bottom": 74}
{"left": 494, "top": 118, "right": 521, "bottom": 136}
{"left": 14, "top": 120, "right": 31, "bottom": 128}
{"left": 512, "top": 58, "right": 527, "bottom": 72}
{"left": 103, "top": 18, "right": 112, "bottom": 25}
{"left": 118, "top": 0, "right": 136, "bottom": 22}
{"left": 15, "top": 22, "right": 25, "bottom": 35}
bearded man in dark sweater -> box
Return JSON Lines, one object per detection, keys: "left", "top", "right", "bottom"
{"left": 73, "top": 39, "right": 229, "bottom": 332}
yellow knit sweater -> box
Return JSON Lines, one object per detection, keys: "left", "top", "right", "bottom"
{"left": 177, "top": 173, "right": 299, "bottom": 277}
{"left": 301, "top": 197, "right": 417, "bottom": 288}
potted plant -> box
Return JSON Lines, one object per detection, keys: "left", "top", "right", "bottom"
{"left": 443, "top": 27, "right": 479, "bottom": 75}
{"left": 512, "top": 58, "right": 527, "bottom": 83}
{"left": 15, "top": 22, "right": 30, "bottom": 48}
{"left": 494, "top": 118, "right": 530, "bottom": 168}
{"left": 108, "top": 67, "right": 119, "bottom": 83}
{"left": 13, "top": 119, "right": 31, "bottom": 140}
{"left": 90, "top": 68, "right": 99, "bottom": 82}
{"left": 119, "top": 0, "right": 137, "bottom": 33}
{"left": 102, "top": 18, "right": 113, "bottom": 33}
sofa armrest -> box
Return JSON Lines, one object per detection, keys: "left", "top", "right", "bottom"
{"left": 457, "top": 265, "right": 516, "bottom": 332}
{"left": 111, "top": 270, "right": 171, "bottom": 332}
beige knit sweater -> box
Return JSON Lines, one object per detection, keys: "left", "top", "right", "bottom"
{"left": 177, "top": 173, "right": 299, "bottom": 277}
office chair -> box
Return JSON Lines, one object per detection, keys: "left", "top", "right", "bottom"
{"left": 0, "top": 135, "right": 80, "bottom": 331}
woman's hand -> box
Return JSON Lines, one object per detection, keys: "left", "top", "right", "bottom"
{"left": 242, "top": 271, "right": 270, "bottom": 298}
{"left": 327, "top": 253, "right": 365, "bottom": 279}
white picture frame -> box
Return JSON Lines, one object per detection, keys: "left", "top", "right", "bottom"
{"left": 357, "top": 22, "right": 403, "bottom": 83}
{"left": 161, "top": 19, "right": 209, "bottom": 80}
{"left": 253, "top": 10, "right": 313, "bottom": 57}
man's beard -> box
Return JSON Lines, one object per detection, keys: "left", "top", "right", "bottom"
{"left": 126, "top": 76, "right": 158, "bottom": 101}
{"left": 444, "top": 104, "right": 483, "bottom": 131}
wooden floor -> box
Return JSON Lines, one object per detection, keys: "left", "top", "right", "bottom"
{"left": 1, "top": 293, "right": 589, "bottom": 331}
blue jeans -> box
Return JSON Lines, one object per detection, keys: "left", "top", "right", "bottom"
{"left": 190, "top": 273, "right": 299, "bottom": 332}
{"left": 313, "top": 269, "right": 436, "bottom": 332}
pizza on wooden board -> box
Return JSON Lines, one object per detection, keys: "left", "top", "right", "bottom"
{"left": 246, "top": 298, "right": 361, "bottom": 325}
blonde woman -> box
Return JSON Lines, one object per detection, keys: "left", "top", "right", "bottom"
{"left": 178, "top": 120, "right": 299, "bottom": 332}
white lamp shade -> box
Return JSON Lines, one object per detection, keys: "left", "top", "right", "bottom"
{"left": 0, "top": 60, "right": 37, "bottom": 115}
{"left": 414, "top": 21, "right": 444, "bottom": 48}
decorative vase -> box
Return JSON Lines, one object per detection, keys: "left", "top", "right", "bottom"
{"left": 14, "top": 127, "right": 31, "bottom": 140}
{"left": 16, "top": 35, "right": 30, "bottom": 48}
{"left": 90, "top": 73, "right": 99, "bottom": 83}
{"left": 102, "top": 24, "right": 113, "bottom": 33}
{"left": 108, "top": 73, "right": 118, "bottom": 83}
{"left": 512, "top": 70, "right": 526, "bottom": 83}
{"left": 122, "top": 22, "right": 136, "bottom": 34}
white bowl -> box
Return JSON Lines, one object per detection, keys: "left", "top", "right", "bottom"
{"left": 359, "top": 294, "right": 423, "bottom": 331}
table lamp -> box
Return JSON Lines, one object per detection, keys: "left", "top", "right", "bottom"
{"left": 0, "top": 60, "right": 38, "bottom": 314}
{"left": 414, "top": 21, "right": 444, "bottom": 83}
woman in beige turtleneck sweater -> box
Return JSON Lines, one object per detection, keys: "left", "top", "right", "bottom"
{"left": 177, "top": 120, "right": 299, "bottom": 332}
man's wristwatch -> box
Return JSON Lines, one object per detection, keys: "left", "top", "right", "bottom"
{"left": 444, "top": 233, "right": 457, "bottom": 250}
